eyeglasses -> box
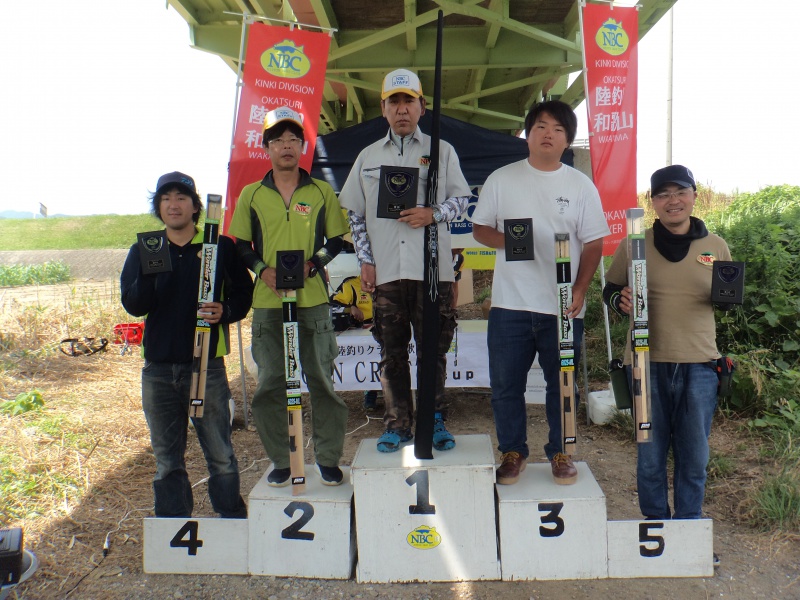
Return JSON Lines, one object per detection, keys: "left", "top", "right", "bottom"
{"left": 653, "top": 188, "right": 693, "bottom": 201}
{"left": 267, "top": 137, "right": 303, "bottom": 147}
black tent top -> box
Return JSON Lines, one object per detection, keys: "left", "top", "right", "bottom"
{"left": 311, "top": 112, "right": 531, "bottom": 193}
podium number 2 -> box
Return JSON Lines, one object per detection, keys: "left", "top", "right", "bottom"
{"left": 639, "top": 522, "right": 665, "bottom": 557}
{"left": 170, "top": 521, "right": 204, "bottom": 555}
{"left": 407, "top": 470, "right": 436, "bottom": 515}
{"left": 538, "top": 502, "right": 565, "bottom": 537}
{"left": 282, "top": 501, "right": 316, "bottom": 541}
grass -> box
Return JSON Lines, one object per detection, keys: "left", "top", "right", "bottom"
{"left": 0, "top": 261, "right": 71, "bottom": 287}
{"left": 0, "top": 214, "right": 162, "bottom": 250}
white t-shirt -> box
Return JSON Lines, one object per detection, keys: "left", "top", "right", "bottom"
{"left": 338, "top": 129, "right": 471, "bottom": 286}
{"left": 472, "top": 160, "right": 610, "bottom": 318}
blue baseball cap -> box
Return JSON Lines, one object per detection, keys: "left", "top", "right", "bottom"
{"left": 155, "top": 171, "right": 196, "bottom": 195}
{"left": 650, "top": 165, "right": 696, "bottom": 195}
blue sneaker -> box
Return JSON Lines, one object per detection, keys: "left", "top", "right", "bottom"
{"left": 377, "top": 428, "right": 413, "bottom": 453}
{"left": 433, "top": 412, "right": 455, "bottom": 451}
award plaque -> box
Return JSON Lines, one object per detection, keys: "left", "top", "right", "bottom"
{"left": 711, "top": 260, "right": 745, "bottom": 305}
{"left": 276, "top": 250, "right": 305, "bottom": 290}
{"left": 137, "top": 230, "right": 172, "bottom": 274}
{"left": 377, "top": 165, "right": 419, "bottom": 219}
{"left": 504, "top": 218, "right": 534, "bottom": 261}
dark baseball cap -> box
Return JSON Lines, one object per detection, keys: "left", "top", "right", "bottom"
{"left": 650, "top": 165, "right": 696, "bottom": 195}
{"left": 155, "top": 171, "right": 196, "bottom": 195}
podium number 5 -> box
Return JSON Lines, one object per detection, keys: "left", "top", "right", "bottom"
{"left": 639, "top": 522, "right": 665, "bottom": 557}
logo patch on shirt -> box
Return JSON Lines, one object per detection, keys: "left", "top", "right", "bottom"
{"left": 420, "top": 155, "right": 431, "bottom": 166}
{"left": 556, "top": 196, "right": 570, "bottom": 214}
{"left": 294, "top": 202, "right": 311, "bottom": 216}
{"left": 697, "top": 252, "right": 715, "bottom": 266}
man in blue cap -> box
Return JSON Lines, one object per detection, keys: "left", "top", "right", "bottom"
{"left": 121, "top": 171, "right": 252, "bottom": 518}
{"left": 603, "top": 165, "right": 731, "bottom": 566}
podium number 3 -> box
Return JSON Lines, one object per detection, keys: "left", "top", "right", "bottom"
{"left": 407, "top": 470, "right": 436, "bottom": 515}
{"left": 170, "top": 521, "right": 204, "bottom": 555}
{"left": 639, "top": 522, "right": 665, "bottom": 557}
{"left": 538, "top": 502, "right": 565, "bottom": 537}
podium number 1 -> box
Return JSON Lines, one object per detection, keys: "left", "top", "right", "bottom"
{"left": 407, "top": 470, "right": 436, "bottom": 515}
{"left": 538, "top": 502, "right": 565, "bottom": 538}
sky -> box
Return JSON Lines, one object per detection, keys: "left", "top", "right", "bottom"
{"left": 1, "top": 0, "right": 799, "bottom": 217}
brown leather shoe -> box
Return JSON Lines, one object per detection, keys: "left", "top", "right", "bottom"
{"left": 550, "top": 452, "right": 577, "bottom": 485}
{"left": 496, "top": 451, "right": 527, "bottom": 485}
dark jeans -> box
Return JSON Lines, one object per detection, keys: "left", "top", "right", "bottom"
{"left": 372, "top": 279, "right": 457, "bottom": 429}
{"left": 487, "top": 307, "right": 583, "bottom": 460}
{"left": 142, "top": 358, "right": 246, "bottom": 518}
{"left": 637, "top": 361, "right": 718, "bottom": 519}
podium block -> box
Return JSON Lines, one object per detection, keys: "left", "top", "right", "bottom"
{"left": 351, "top": 434, "right": 500, "bottom": 583}
{"left": 248, "top": 466, "right": 355, "bottom": 579}
{"left": 496, "top": 462, "right": 608, "bottom": 580}
{"left": 143, "top": 517, "right": 248, "bottom": 574}
{"left": 607, "top": 519, "right": 714, "bottom": 578}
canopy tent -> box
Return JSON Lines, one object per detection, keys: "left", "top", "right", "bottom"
{"left": 311, "top": 112, "right": 530, "bottom": 193}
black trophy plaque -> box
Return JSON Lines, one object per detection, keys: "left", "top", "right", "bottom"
{"left": 377, "top": 165, "right": 419, "bottom": 219}
{"left": 504, "top": 218, "right": 534, "bottom": 261}
{"left": 711, "top": 260, "right": 745, "bottom": 305}
{"left": 276, "top": 250, "right": 305, "bottom": 290}
{"left": 137, "top": 230, "right": 172, "bottom": 274}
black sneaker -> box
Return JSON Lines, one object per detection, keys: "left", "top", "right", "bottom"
{"left": 267, "top": 467, "right": 291, "bottom": 487}
{"left": 317, "top": 464, "right": 344, "bottom": 486}
{"left": 363, "top": 390, "right": 378, "bottom": 410}
{"left": 713, "top": 553, "right": 720, "bottom": 568}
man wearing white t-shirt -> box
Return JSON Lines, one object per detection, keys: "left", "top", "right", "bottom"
{"left": 472, "top": 101, "right": 609, "bottom": 485}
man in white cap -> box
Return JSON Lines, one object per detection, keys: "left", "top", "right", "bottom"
{"left": 229, "top": 106, "right": 350, "bottom": 486}
{"left": 338, "top": 69, "right": 472, "bottom": 453}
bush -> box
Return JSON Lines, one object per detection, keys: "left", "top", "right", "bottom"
{"left": 0, "top": 261, "right": 71, "bottom": 287}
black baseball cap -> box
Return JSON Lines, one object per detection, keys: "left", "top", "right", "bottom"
{"left": 650, "top": 165, "right": 696, "bottom": 195}
{"left": 155, "top": 171, "right": 196, "bottom": 195}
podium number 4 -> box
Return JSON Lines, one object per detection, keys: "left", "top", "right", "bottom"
{"left": 639, "top": 522, "right": 665, "bottom": 557}
{"left": 170, "top": 521, "right": 204, "bottom": 556}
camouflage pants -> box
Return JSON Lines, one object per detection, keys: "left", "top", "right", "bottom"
{"left": 371, "top": 279, "right": 457, "bottom": 430}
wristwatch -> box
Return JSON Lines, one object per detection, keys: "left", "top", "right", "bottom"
{"left": 306, "top": 261, "right": 318, "bottom": 278}
{"left": 432, "top": 206, "right": 445, "bottom": 223}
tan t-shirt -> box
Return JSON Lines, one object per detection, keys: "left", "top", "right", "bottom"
{"left": 606, "top": 228, "right": 731, "bottom": 363}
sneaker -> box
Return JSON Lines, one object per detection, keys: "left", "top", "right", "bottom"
{"left": 433, "top": 412, "right": 455, "bottom": 451}
{"left": 363, "top": 390, "right": 378, "bottom": 410}
{"left": 267, "top": 467, "right": 291, "bottom": 487}
{"left": 713, "top": 553, "right": 720, "bottom": 568}
{"left": 550, "top": 452, "right": 578, "bottom": 485}
{"left": 377, "top": 428, "right": 413, "bottom": 453}
{"left": 317, "top": 463, "right": 344, "bottom": 486}
{"left": 496, "top": 451, "right": 527, "bottom": 485}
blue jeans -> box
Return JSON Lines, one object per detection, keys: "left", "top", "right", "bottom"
{"left": 142, "top": 358, "right": 246, "bottom": 518}
{"left": 487, "top": 308, "right": 583, "bottom": 460}
{"left": 637, "top": 361, "right": 718, "bottom": 519}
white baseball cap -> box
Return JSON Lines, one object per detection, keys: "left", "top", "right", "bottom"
{"left": 263, "top": 106, "right": 305, "bottom": 134}
{"left": 381, "top": 69, "right": 423, "bottom": 99}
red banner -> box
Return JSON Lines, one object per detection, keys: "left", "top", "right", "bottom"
{"left": 224, "top": 24, "right": 331, "bottom": 233}
{"left": 581, "top": 3, "right": 639, "bottom": 255}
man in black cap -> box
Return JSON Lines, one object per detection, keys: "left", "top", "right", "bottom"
{"left": 603, "top": 165, "right": 731, "bottom": 530}
{"left": 121, "top": 171, "right": 252, "bottom": 518}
